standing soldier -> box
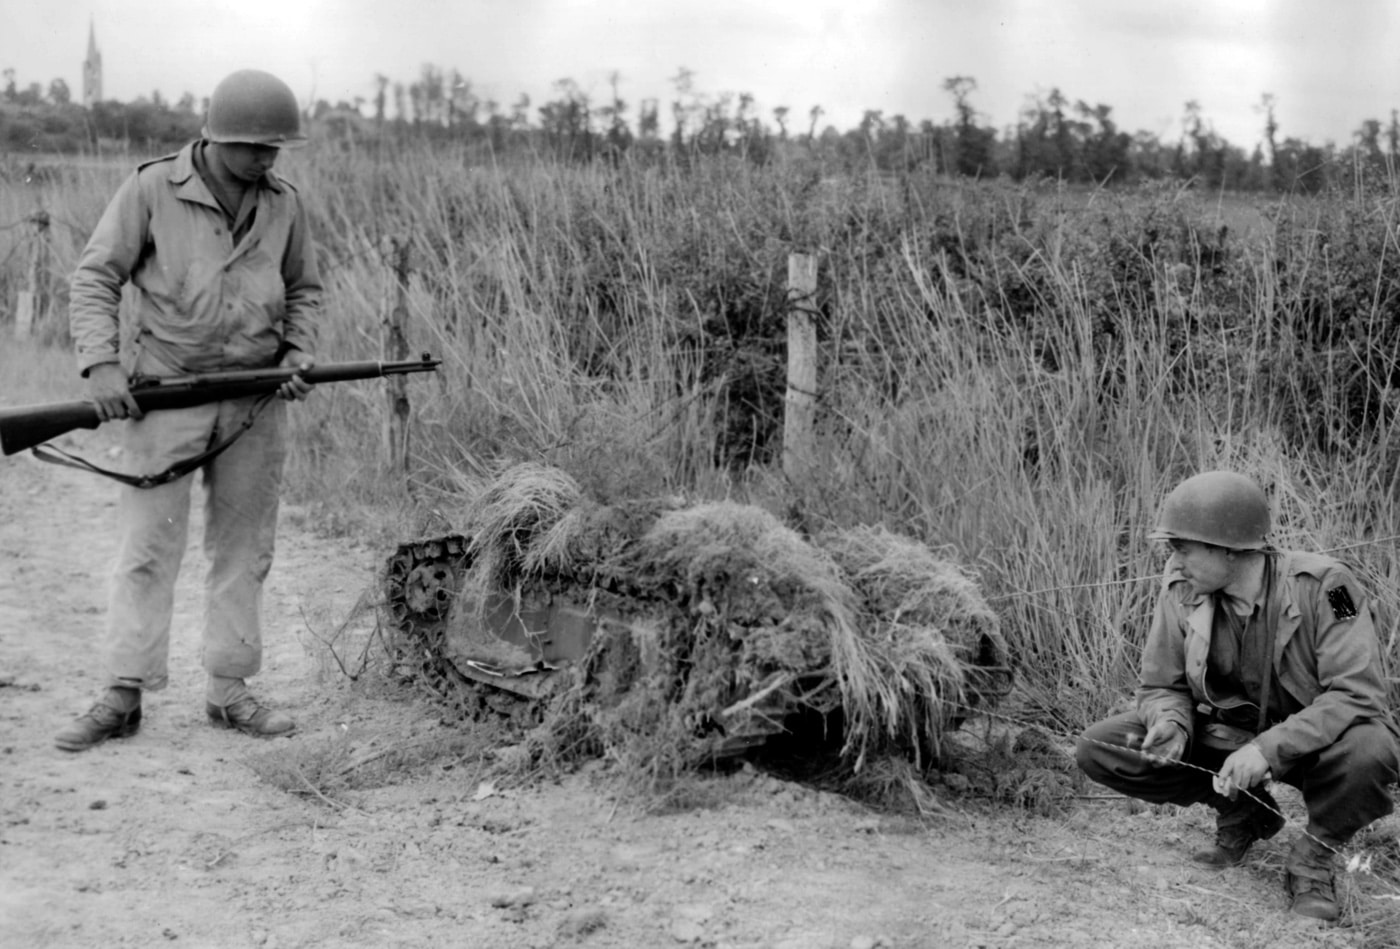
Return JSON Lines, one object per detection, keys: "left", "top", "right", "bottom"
{"left": 56, "top": 69, "right": 322, "bottom": 751}
{"left": 1076, "top": 471, "right": 1400, "bottom": 921}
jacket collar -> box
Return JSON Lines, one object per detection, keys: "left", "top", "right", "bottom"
{"left": 166, "top": 140, "right": 286, "bottom": 199}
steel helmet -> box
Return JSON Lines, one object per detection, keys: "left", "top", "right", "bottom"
{"left": 1148, "top": 471, "right": 1270, "bottom": 550}
{"left": 203, "top": 69, "right": 306, "bottom": 147}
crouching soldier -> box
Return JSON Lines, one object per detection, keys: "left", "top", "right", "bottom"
{"left": 1076, "top": 471, "right": 1400, "bottom": 921}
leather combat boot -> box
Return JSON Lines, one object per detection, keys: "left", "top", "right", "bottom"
{"left": 54, "top": 688, "right": 142, "bottom": 752}
{"left": 1285, "top": 834, "right": 1341, "bottom": 921}
{"left": 1192, "top": 788, "right": 1286, "bottom": 867}
{"left": 206, "top": 695, "right": 295, "bottom": 737}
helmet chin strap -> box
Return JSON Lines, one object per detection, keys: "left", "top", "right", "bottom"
{"left": 1255, "top": 552, "right": 1280, "bottom": 734}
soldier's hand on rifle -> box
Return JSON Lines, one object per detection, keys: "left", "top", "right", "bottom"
{"left": 277, "top": 349, "right": 316, "bottom": 402}
{"left": 87, "top": 362, "right": 144, "bottom": 422}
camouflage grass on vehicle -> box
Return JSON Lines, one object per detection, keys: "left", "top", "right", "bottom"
{"left": 387, "top": 462, "right": 1013, "bottom": 806}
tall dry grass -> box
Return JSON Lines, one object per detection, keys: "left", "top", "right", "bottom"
{"left": 3, "top": 144, "right": 1399, "bottom": 729}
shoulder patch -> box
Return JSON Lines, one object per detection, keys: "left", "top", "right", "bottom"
{"left": 1326, "top": 585, "right": 1358, "bottom": 620}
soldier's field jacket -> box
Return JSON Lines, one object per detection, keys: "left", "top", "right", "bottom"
{"left": 1137, "top": 550, "right": 1398, "bottom": 773}
{"left": 70, "top": 140, "right": 321, "bottom": 377}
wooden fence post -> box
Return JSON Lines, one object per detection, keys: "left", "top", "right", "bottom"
{"left": 784, "top": 253, "right": 818, "bottom": 481}
{"left": 383, "top": 237, "right": 412, "bottom": 477}
{"left": 14, "top": 211, "right": 50, "bottom": 341}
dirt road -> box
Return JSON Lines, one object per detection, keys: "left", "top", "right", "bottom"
{"left": 0, "top": 448, "right": 1387, "bottom": 948}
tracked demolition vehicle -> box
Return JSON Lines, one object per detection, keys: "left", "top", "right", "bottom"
{"left": 384, "top": 532, "right": 802, "bottom": 757}
{"left": 383, "top": 465, "right": 1013, "bottom": 769}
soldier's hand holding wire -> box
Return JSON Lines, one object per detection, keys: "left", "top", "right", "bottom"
{"left": 1136, "top": 720, "right": 1188, "bottom": 767}
{"left": 1213, "top": 742, "right": 1272, "bottom": 799}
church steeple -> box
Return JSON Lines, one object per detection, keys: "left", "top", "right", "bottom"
{"left": 82, "top": 18, "right": 102, "bottom": 107}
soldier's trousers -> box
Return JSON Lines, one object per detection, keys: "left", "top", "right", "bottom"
{"left": 1076, "top": 710, "right": 1400, "bottom": 845}
{"left": 103, "top": 394, "right": 286, "bottom": 694}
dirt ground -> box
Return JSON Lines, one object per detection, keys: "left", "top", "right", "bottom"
{"left": 1, "top": 445, "right": 1396, "bottom": 949}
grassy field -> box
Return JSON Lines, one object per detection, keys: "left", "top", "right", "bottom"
{"left": 3, "top": 145, "right": 1399, "bottom": 732}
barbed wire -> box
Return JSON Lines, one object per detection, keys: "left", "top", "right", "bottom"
{"left": 0, "top": 242, "right": 27, "bottom": 271}
{"left": 990, "top": 573, "right": 1164, "bottom": 602}
{"left": 1319, "top": 533, "right": 1400, "bottom": 556}
{"left": 953, "top": 697, "right": 1400, "bottom": 902}
{"left": 0, "top": 215, "right": 40, "bottom": 232}
{"left": 992, "top": 532, "right": 1400, "bottom": 604}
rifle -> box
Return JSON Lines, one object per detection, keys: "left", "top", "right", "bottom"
{"left": 0, "top": 353, "right": 441, "bottom": 457}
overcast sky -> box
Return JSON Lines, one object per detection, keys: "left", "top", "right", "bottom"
{"left": 5, "top": 0, "right": 1399, "bottom": 150}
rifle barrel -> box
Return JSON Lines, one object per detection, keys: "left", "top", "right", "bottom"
{"left": 136, "top": 354, "right": 441, "bottom": 391}
{"left": 0, "top": 355, "right": 441, "bottom": 457}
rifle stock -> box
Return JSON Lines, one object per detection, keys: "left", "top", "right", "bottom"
{"left": 0, "top": 354, "right": 440, "bottom": 457}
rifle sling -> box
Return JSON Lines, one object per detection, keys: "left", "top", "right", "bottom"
{"left": 28, "top": 393, "right": 275, "bottom": 489}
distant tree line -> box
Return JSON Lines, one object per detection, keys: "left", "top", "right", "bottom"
{"left": 1, "top": 67, "right": 203, "bottom": 154}
{"left": 3, "top": 64, "right": 1396, "bottom": 193}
